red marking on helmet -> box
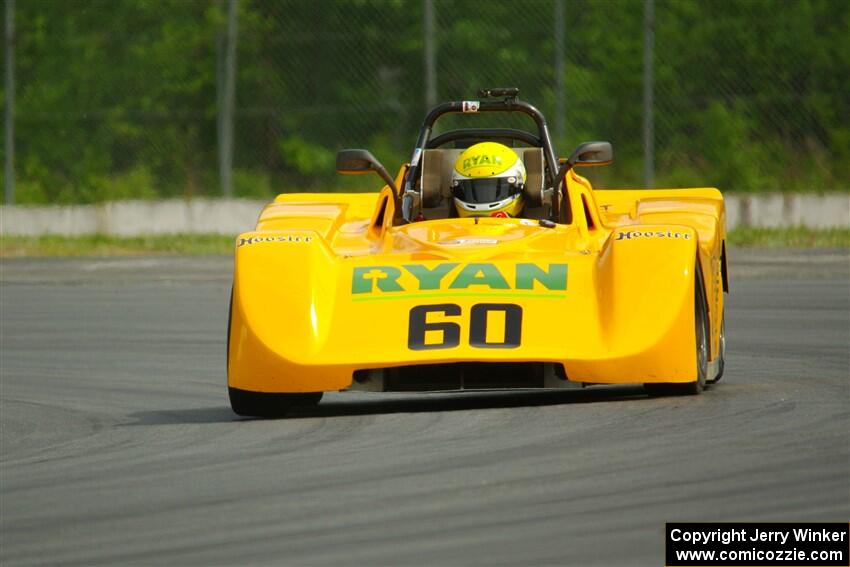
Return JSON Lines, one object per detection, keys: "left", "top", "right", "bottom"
{"left": 490, "top": 211, "right": 510, "bottom": 218}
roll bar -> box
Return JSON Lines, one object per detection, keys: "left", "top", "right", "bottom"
{"left": 400, "top": 93, "right": 562, "bottom": 222}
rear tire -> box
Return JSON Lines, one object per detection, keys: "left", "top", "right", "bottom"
{"left": 229, "top": 388, "right": 323, "bottom": 418}
{"left": 707, "top": 314, "right": 726, "bottom": 383}
{"left": 645, "top": 263, "right": 709, "bottom": 396}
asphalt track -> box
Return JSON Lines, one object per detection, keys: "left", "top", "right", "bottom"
{"left": 1, "top": 248, "right": 848, "bottom": 566}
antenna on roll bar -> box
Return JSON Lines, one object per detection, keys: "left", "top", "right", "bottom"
{"left": 477, "top": 87, "right": 520, "bottom": 100}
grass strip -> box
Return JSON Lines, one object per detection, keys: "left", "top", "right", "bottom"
{"left": 1, "top": 234, "right": 236, "bottom": 257}
{"left": 727, "top": 227, "right": 849, "bottom": 248}
{"left": 2, "top": 227, "right": 848, "bottom": 257}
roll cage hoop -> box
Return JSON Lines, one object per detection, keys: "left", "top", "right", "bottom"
{"left": 400, "top": 92, "right": 565, "bottom": 223}
{"left": 425, "top": 128, "right": 542, "bottom": 149}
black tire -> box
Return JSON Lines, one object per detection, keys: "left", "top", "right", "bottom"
{"left": 226, "top": 287, "right": 233, "bottom": 369}
{"left": 229, "top": 388, "right": 323, "bottom": 418}
{"left": 708, "top": 313, "right": 726, "bottom": 383}
{"left": 226, "top": 288, "right": 324, "bottom": 417}
{"left": 645, "top": 263, "right": 709, "bottom": 396}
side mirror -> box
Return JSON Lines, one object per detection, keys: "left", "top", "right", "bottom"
{"left": 567, "top": 141, "right": 613, "bottom": 168}
{"left": 551, "top": 141, "right": 613, "bottom": 220}
{"left": 336, "top": 149, "right": 399, "bottom": 195}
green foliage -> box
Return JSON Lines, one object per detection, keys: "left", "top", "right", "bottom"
{"left": 6, "top": 0, "right": 217, "bottom": 203}
{"left": 92, "top": 167, "right": 159, "bottom": 202}
{"left": 3, "top": 0, "right": 848, "bottom": 203}
{"left": 277, "top": 136, "right": 335, "bottom": 180}
{"left": 13, "top": 179, "right": 50, "bottom": 205}
{"left": 232, "top": 169, "right": 274, "bottom": 199}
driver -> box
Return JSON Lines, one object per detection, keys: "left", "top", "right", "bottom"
{"left": 450, "top": 142, "right": 526, "bottom": 218}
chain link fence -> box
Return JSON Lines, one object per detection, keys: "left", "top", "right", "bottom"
{"left": 2, "top": 0, "right": 847, "bottom": 204}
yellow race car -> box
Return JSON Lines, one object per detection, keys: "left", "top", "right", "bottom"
{"left": 228, "top": 88, "right": 728, "bottom": 416}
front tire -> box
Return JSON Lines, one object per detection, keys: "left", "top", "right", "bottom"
{"left": 227, "top": 290, "right": 324, "bottom": 417}
{"left": 229, "top": 388, "right": 323, "bottom": 417}
{"left": 645, "top": 264, "right": 709, "bottom": 396}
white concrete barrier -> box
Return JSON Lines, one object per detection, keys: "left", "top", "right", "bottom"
{"left": 1, "top": 194, "right": 848, "bottom": 236}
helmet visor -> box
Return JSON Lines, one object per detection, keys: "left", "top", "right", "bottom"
{"left": 452, "top": 177, "right": 521, "bottom": 205}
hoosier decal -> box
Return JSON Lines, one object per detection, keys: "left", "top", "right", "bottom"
{"left": 615, "top": 230, "right": 691, "bottom": 240}
{"left": 238, "top": 235, "right": 313, "bottom": 246}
